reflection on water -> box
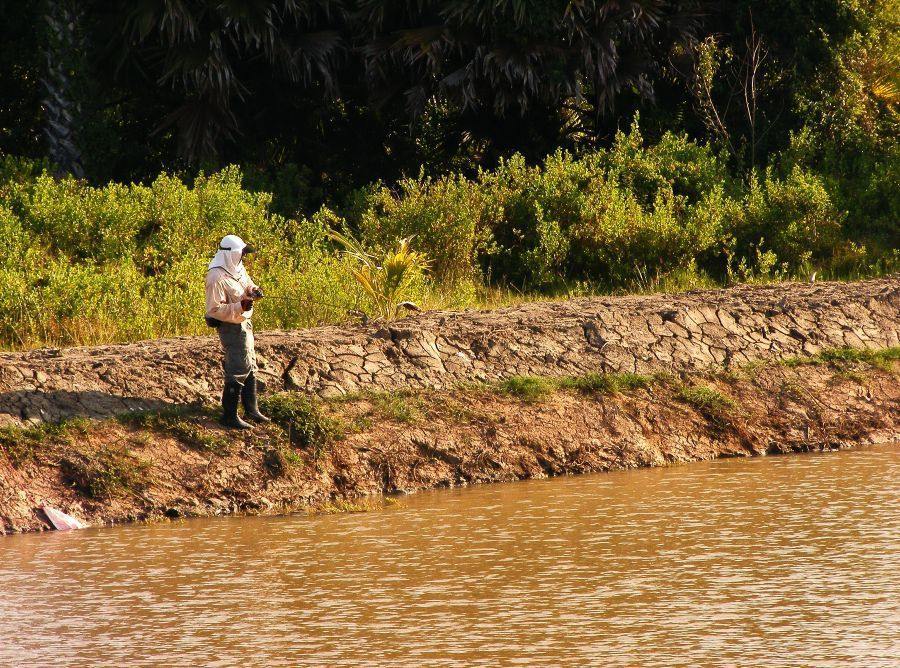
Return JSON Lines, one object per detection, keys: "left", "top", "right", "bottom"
{"left": 1, "top": 444, "right": 898, "bottom": 667}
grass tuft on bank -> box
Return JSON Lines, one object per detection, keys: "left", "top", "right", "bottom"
{"left": 261, "top": 393, "right": 343, "bottom": 459}
{"left": 60, "top": 445, "right": 151, "bottom": 500}
{"left": 781, "top": 346, "right": 900, "bottom": 371}
{"left": 0, "top": 418, "right": 91, "bottom": 468}
{"left": 676, "top": 385, "right": 739, "bottom": 423}
{"left": 497, "top": 376, "right": 556, "bottom": 402}
{"left": 559, "top": 372, "right": 653, "bottom": 394}
{"left": 117, "top": 406, "right": 231, "bottom": 454}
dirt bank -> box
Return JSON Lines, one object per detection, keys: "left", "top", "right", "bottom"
{"left": 2, "top": 278, "right": 898, "bottom": 426}
{"left": 1, "top": 352, "right": 897, "bottom": 534}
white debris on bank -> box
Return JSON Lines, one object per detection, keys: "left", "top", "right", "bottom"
{"left": 42, "top": 505, "right": 88, "bottom": 531}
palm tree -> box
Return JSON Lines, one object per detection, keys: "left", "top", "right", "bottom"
{"left": 111, "top": 0, "right": 347, "bottom": 163}
{"left": 42, "top": 0, "right": 84, "bottom": 178}
{"left": 99, "top": 1, "right": 704, "bottom": 165}
{"left": 357, "top": 0, "right": 704, "bottom": 130}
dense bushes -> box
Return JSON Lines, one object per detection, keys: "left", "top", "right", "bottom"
{"left": 730, "top": 168, "right": 843, "bottom": 269}
{"left": 474, "top": 134, "right": 731, "bottom": 288}
{"left": 0, "top": 121, "right": 895, "bottom": 350}
{"left": 355, "top": 174, "right": 489, "bottom": 284}
{"left": 0, "top": 164, "right": 373, "bottom": 348}
{"left": 353, "top": 123, "right": 889, "bottom": 292}
{"left": 478, "top": 150, "right": 721, "bottom": 287}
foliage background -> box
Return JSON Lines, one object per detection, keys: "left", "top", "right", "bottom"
{"left": 0, "top": 0, "right": 896, "bottom": 348}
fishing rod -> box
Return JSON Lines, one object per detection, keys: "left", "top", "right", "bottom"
{"left": 251, "top": 289, "right": 420, "bottom": 315}
{"left": 252, "top": 294, "right": 371, "bottom": 324}
{"left": 253, "top": 292, "right": 362, "bottom": 313}
{"left": 204, "top": 290, "right": 367, "bottom": 329}
{"left": 205, "top": 250, "right": 419, "bottom": 316}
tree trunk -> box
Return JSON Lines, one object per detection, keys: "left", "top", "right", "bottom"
{"left": 41, "top": 0, "right": 84, "bottom": 179}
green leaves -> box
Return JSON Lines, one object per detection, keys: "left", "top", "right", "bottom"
{"left": 329, "top": 228, "right": 430, "bottom": 320}
{"left": 117, "top": 0, "right": 347, "bottom": 162}
{"left": 361, "top": 0, "right": 699, "bottom": 120}
{"left": 99, "top": 0, "right": 700, "bottom": 163}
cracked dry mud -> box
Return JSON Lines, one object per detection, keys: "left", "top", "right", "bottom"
{"left": 2, "top": 278, "right": 897, "bottom": 426}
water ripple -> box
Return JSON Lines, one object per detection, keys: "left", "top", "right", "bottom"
{"left": 1, "top": 445, "right": 898, "bottom": 667}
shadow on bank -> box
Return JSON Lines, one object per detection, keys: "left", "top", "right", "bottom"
{"left": 0, "top": 389, "right": 174, "bottom": 425}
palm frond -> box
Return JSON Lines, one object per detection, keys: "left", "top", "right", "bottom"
{"left": 329, "top": 230, "right": 430, "bottom": 320}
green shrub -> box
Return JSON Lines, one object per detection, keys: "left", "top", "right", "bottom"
{"left": 676, "top": 385, "right": 737, "bottom": 424}
{"left": 0, "top": 419, "right": 91, "bottom": 468}
{"left": 357, "top": 173, "right": 488, "bottom": 284}
{"left": 61, "top": 445, "right": 151, "bottom": 500}
{"left": 262, "top": 393, "right": 342, "bottom": 457}
{"left": 821, "top": 346, "right": 900, "bottom": 368}
{"left": 0, "top": 203, "right": 44, "bottom": 271}
{"left": 0, "top": 425, "right": 47, "bottom": 468}
{"left": 784, "top": 346, "right": 900, "bottom": 370}
{"left": 561, "top": 372, "right": 652, "bottom": 394}
{"left": 167, "top": 420, "right": 230, "bottom": 455}
{"left": 19, "top": 175, "right": 143, "bottom": 262}
{"left": 788, "top": 6, "right": 900, "bottom": 247}
{"left": 604, "top": 120, "right": 733, "bottom": 206}
{"left": 330, "top": 230, "right": 431, "bottom": 320}
{"left": 497, "top": 375, "right": 555, "bottom": 402}
{"left": 569, "top": 182, "right": 726, "bottom": 286}
{"left": 242, "top": 161, "right": 323, "bottom": 218}
{"left": 367, "top": 391, "right": 423, "bottom": 423}
{"left": 728, "top": 168, "right": 843, "bottom": 271}
{"left": 0, "top": 155, "right": 49, "bottom": 187}
{"left": 140, "top": 167, "right": 288, "bottom": 274}
{"left": 479, "top": 151, "right": 598, "bottom": 287}
{"left": 478, "top": 130, "right": 730, "bottom": 289}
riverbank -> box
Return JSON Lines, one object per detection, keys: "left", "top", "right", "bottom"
{"left": 1, "top": 348, "right": 897, "bottom": 534}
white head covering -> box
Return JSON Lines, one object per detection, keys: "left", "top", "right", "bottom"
{"left": 208, "top": 234, "right": 249, "bottom": 280}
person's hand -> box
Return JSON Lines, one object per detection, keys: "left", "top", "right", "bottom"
{"left": 241, "top": 298, "right": 254, "bottom": 312}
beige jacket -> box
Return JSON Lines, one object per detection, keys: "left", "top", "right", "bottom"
{"left": 205, "top": 267, "right": 258, "bottom": 324}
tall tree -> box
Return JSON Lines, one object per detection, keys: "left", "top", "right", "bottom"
{"left": 105, "top": 0, "right": 347, "bottom": 163}
{"left": 97, "top": 1, "right": 703, "bottom": 166}
{"left": 0, "top": 0, "right": 44, "bottom": 159}
{"left": 357, "top": 1, "right": 704, "bottom": 137}
{"left": 42, "top": 0, "right": 85, "bottom": 177}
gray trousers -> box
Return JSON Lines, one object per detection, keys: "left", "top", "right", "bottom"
{"left": 217, "top": 320, "right": 257, "bottom": 385}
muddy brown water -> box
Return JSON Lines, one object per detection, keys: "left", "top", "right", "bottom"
{"left": 1, "top": 445, "right": 898, "bottom": 667}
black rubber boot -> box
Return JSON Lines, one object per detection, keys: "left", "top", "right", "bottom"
{"left": 221, "top": 382, "right": 252, "bottom": 430}
{"left": 241, "top": 373, "right": 270, "bottom": 423}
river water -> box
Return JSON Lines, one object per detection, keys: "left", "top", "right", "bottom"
{"left": 1, "top": 444, "right": 898, "bottom": 667}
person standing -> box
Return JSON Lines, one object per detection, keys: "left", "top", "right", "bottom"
{"left": 205, "top": 234, "right": 270, "bottom": 429}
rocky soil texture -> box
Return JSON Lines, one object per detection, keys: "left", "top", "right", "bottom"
{"left": 1, "top": 359, "right": 897, "bottom": 534}
{"left": 2, "top": 278, "right": 898, "bottom": 426}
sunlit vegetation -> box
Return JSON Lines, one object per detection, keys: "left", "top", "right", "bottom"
{"left": 559, "top": 373, "right": 654, "bottom": 395}
{"left": 0, "top": 2, "right": 897, "bottom": 350}
{"left": 675, "top": 385, "right": 741, "bottom": 428}
{"left": 60, "top": 444, "right": 151, "bottom": 500}
{"left": 782, "top": 346, "right": 900, "bottom": 371}
{"left": 0, "top": 417, "right": 90, "bottom": 468}
{"left": 2, "top": 126, "right": 896, "bottom": 351}
{"left": 261, "top": 393, "right": 344, "bottom": 459}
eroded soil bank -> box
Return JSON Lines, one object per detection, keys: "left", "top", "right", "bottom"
{"left": 2, "top": 353, "right": 897, "bottom": 534}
